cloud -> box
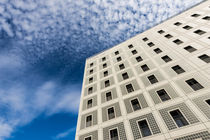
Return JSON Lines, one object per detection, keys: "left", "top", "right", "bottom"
{"left": 54, "top": 127, "right": 76, "bottom": 139}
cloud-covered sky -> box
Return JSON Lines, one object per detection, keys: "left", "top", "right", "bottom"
{"left": 0, "top": 0, "right": 204, "bottom": 139}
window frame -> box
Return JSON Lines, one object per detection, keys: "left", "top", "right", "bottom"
{"left": 84, "top": 135, "right": 92, "bottom": 140}
{"left": 136, "top": 118, "right": 153, "bottom": 137}
{"left": 185, "top": 78, "right": 204, "bottom": 91}
{"left": 125, "top": 83, "right": 135, "bottom": 93}
{"left": 109, "top": 127, "right": 119, "bottom": 140}
{"left": 156, "top": 89, "right": 171, "bottom": 102}
{"left": 147, "top": 74, "right": 158, "bottom": 84}
{"left": 130, "top": 97, "right": 141, "bottom": 111}
{"left": 86, "top": 98, "right": 93, "bottom": 109}
{"left": 107, "top": 106, "right": 116, "bottom": 120}
{"left": 171, "top": 65, "right": 185, "bottom": 74}
{"left": 85, "top": 114, "right": 93, "bottom": 127}
{"left": 106, "top": 91, "right": 112, "bottom": 102}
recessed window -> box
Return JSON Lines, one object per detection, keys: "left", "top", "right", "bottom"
{"left": 138, "top": 120, "right": 152, "bottom": 137}
{"left": 105, "top": 80, "right": 110, "bottom": 87}
{"left": 90, "top": 63, "right": 93, "bottom": 67}
{"left": 153, "top": 48, "right": 162, "bottom": 54}
{"left": 85, "top": 136, "right": 91, "bottom": 140}
{"left": 183, "top": 25, "right": 192, "bottom": 30}
{"left": 131, "top": 98, "right": 141, "bottom": 111}
{"left": 170, "top": 109, "right": 189, "bottom": 127}
{"left": 102, "top": 57, "right": 106, "bottom": 61}
{"left": 115, "top": 51, "right": 119, "bottom": 55}
{"left": 117, "top": 57, "right": 122, "bottom": 62}
{"left": 88, "top": 87, "right": 93, "bottom": 94}
{"left": 165, "top": 34, "right": 173, "bottom": 39}
{"left": 126, "top": 84, "right": 134, "bottom": 93}
{"left": 104, "top": 71, "right": 108, "bottom": 77}
{"left": 171, "top": 65, "right": 185, "bottom": 74}
{"left": 194, "top": 29, "right": 206, "bottom": 35}
{"left": 205, "top": 99, "right": 210, "bottom": 106}
{"left": 89, "top": 69, "right": 93, "bottom": 74}
{"left": 147, "top": 42, "right": 155, "bottom": 47}
{"left": 108, "top": 107, "right": 115, "bottom": 120}
{"left": 142, "top": 37, "right": 148, "bottom": 41}
{"left": 148, "top": 75, "right": 158, "bottom": 84}
{"left": 106, "top": 92, "right": 112, "bottom": 101}
{"left": 173, "top": 39, "right": 183, "bottom": 45}
{"left": 161, "top": 55, "right": 172, "bottom": 63}
{"left": 202, "top": 16, "right": 210, "bottom": 20}
{"left": 185, "top": 78, "right": 204, "bottom": 91}
{"left": 136, "top": 56, "right": 143, "bottom": 62}
{"left": 184, "top": 46, "right": 197, "bottom": 53}
{"left": 128, "top": 44, "right": 134, "bottom": 49}
{"left": 110, "top": 129, "right": 118, "bottom": 140}
{"left": 86, "top": 115, "right": 92, "bottom": 127}
{"left": 87, "top": 99, "right": 93, "bottom": 108}
{"left": 122, "top": 72, "right": 129, "bottom": 80}
{"left": 141, "top": 64, "right": 150, "bottom": 72}
{"left": 158, "top": 30, "right": 165, "bottom": 34}
{"left": 89, "top": 77, "right": 93, "bottom": 83}
{"left": 174, "top": 22, "right": 182, "bottom": 26}
{"left": 157, "top": 89, "right": 171, "bottom": 101}
{"left": 198, "top": 54, "right": 210, "bottom": 63}
{"left": 191, "top": 14, "right": 200, "bottom": 17}
{"left": 119, "top": 64, "right": 125, "bottom": 70}
{"left": 103, "top": 63, "right": 107, "bottom": 68}
{"left": 132, "top": 50, "right": 138, "bottom": 55}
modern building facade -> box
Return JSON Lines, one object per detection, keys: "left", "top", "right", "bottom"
{"left": 76, "top": 1, "right": 210, "bottom": 140}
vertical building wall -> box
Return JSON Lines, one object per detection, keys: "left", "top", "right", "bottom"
{"left": 76, "top": 0, "right": 210, "bottom": 140}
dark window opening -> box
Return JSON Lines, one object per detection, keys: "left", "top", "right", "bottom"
{"left": 126, "top": 84, "right": 134, "bottom": 93}
{"left": 119, "top": 64, "right": 125, "bottom": 70}
{"left": 87, "top": 99, "right": 93, "bottom": 108}
{"left": 141, "top": 64, "right": 150, "bottom": 72}
{"left": 148, "top": 75, "right": 158, "bottom": 84}
{"left": 198, "top": 54, "right": 210, "bottom": 63}
{"left": 154, "top": 48, "right": 162, "bottom": 54}
{"left": 128, "top": 44, "right": 134, "bottom": 49}
{"left": 122, "top": 72, "right": 129, "bottom": 80}
{"left": 90, "top": 63, "right": 93, "bottom": 67}
{"left": 110, "top": 129, "right": 118, "bottom": 140}
{"left": 173, "top": 39, "right": 183, "bottom": 45}
{"left": 191, "top": 14, "right": 200, "bottom": 17}
{"left": 170, "top": 109, "right": 189, "bottom": 127}
{"left": 205, "top": 99, "right": 210, "bottom": 106}
{"left": 105, "top": 80, "right": 110, "bottom": 87}
{"left": 115, "top": 51, "right": 119, "bottom": 55}
{"left": 106, "top": 92, "right": 112, "bottom": 101}
{"left": 184, "top": 46, "right": 197, "bottom": 53}
{"left": 104, "top": 71, "right": 108, "bottom": 77}
{"left": 194, "top": 29, "right": 206, "bottom": 35}
{"left": 131, "top": 98, "right": 141, "bottom": 111}
{"left": 138, "top": 120, "right": 152, "bottom": 137}
{"left": 142, "top": 37, "right": 148, "bottom": 41}
{"left": 102, "top": 57, "right": 106, "bottom": 61}
{"left": 132, "top": 50, "right": 138, "bottom": 55}
{"left": 86, "top": 115, "right": 92, "bottom": 127}
{"left": 89, "top": 77, "right": 93, "bottom": 83}
{"left": 89, "top": 69, "right": 93, "bottom": 74}
{"left": 183, "top": 25, "right": 192, "bottom": 30}
{"left": 88, "top": 87, "right": 93, "bottom": 94}
{"left": 165, "top": 34, "right": 173, "bottom": 39}
{"left": 117, "top": 57, "right": 122, "bottom": 62}
{"left": 85, "top": 136, "right": 91, "bottom": 140}
{"left": 147, "top": 42, "right": 155, "bottom": 47}
{"left": 202, "top": 16, "right": 210, "bottom": 20}
{"left": 136, "top": 56, "right": 143, "bottom": 62}
{"left": 174, "top": 22, "right": 182, "bottom": 26}
{"left": 161, "top": 55, "right": 172, "bottom": 63}
{"left": 157, "top": 89, "right": 171, "bottom": 101}
{"left": 186, "top": 78, "right": 204, "bottom": 91}
{"left": 108, "top": 107, "right": 115, "bottom": 120}
{"left": 158, "top": 30, "right": 165, "bottom": 34}
{"left": 103, "top": 63, "right": 107, "bottom": 68}
{"left": 172, "top": 65, "right": 185, "bottom": 74}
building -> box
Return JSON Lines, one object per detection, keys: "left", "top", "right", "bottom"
{"left": 75, "top": 0, "right": 210, "bottom": 140}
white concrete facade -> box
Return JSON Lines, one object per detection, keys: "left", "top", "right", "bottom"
{"left": 76, "top": 1, "right": 210, "bottom": 140}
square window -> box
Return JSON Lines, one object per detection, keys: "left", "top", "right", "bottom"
{"left": 161, "top": 55, "right": 172, "bottom": 63}
{"left": 185, "top": 78, "right": 204, "bottom": 91}
{"left": 126, "top": 84, "right": 134, "bottom": 93}
{"left": 141, "top": 64, "right": 150, "bottom": 72}
{"left": 119, "top": 64, "right": 125, "bottom": 70}
{"left": 169, "top": 109, "right": 189, "bottom": 127}
{"left": 89, "top": 69, "right": 93, "bottom": 74}
{"left": 148, "top": 75, "right": 158, "bottom": 84}
{"left": 142, "top": 37, "right": 148, "bottom": 41}
{"left": 147, "top": 42, "right": 155, "bottom": 47}
{"left": 171, "top": 65, "right": 185, "bottom": 74}
{"left": 194, "top": 29, "right": 206, "bottom": 35}
{"left": 184, "top": 46, "right": 197, "bottom": 53}
{"left": 138, "top": 120, "right": 152, "bottom": 137}
{"left": 106, "top": 92, "right": 112, "bottom": 101}
{"left": 110, "top": 129, "right": 118, "bottom": 140}
{"left": 173, "top": 39, "right": 183, "bottom": 45}
{"left": 198, "top": 54, "right": 210, "bottom": 63}
{"left": 191, "top": 14, "right": 200, "bottom": 17}
{"left": 105, "top": 80, "right": 110, "bottom": 87}
{"left": 183, "top": 25, "right": 193, "bottom": 30}
{"left": 88, "top": 87, "right": 93, "bottom": 94}
{"left": 115, "top": 51, "right": 119, "bottom": 55}
{"left": 108, "top": 107, "right": 115, "bottom": 120}
{"left": 103, "top": 63, "right": 107, "bottom": 68}
{"left": 122, "top": 72, "right": 129, "bottom": 80}
{"left": 87, "top": 99, "right": 93, "bottom": 108}
{"left": 136, "top": 56, "right": 143, "bottom": 62}
{"left": 205, "top": 99, "right": 210, "bottom": 106}
{"left": 174, "top": 22, "right": 182, "bottom": 26}
{"left": 158, "top": 30, "right": 165, "bottom": 34}
{"left": 128, "top": 44, "right": 133, "bottom": 49}
{"left": 202, "top": 16, "right": 210, "bottom": 20}
{"left": 85, "top": 136, "right": 91, "bottom": 140}
{"left": 102, "top": 57, "right": 106, "bottom": 61}
{"left": 157, "top": 89, "right": 171, "bottom": 101}
{"left": 117, "top": 57, "right": 122, "bottom": 62}
{"left": 165, "top": 34, "right": 173, "bottom": 39}
{"left": 153, "top": 48, "right": 162, "bottom": 54}
{"left": 104, "top": 71, "right": 108, "bottom": 77}
{"left": 131, "top": 98, "right": 141, "bottom": 111}
{"left": 132, "top": 50, "right": 138, "bottom": 55}
{"left": 86, "top": 115, "right": 92, "bottom": 127}
{"left": 89, "top": 77, "right": 93, "bottom": 83}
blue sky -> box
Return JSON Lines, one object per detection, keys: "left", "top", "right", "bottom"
{"left": 0, "top": 0, "right": 204, "bottom": 139}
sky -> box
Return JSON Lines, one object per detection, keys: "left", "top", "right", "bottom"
{"left": 0, "top": 0, "right": 204, "bottom": 140}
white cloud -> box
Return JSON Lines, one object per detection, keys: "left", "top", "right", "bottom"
{"left": 54, "top": 127, "right": 76, "bottom": 139}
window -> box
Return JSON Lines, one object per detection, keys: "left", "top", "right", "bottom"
{"left": 191, "top": 14, "right": 200, "bottom": 17}
{"left": 157, "top": 89, "right": 171, "bottom": 101}
{"left": 205, "top": 99, "right": 210, "bottom": 106}
{"left": 88, "top": 87, "right": 93, "bottom": 94}
{"left": 122, "top": 72, "right": 129, "bottom": 80}
{"left": 186, "top": 78, "right": 204, "bottom": 91}
{"left": 148, "top": 75, "right": 158, "bottom": 84}
{"left": 173, "top": 39, "right": 183, "bottom": 45}
{"left": 86, "top": 115, "right": 92, "bottom": 127}
{"left": 108, "top": 107, "right": 115, "bottom": 120}
{"left": 126, "top": 84, "right": 134, "bottom": 93}
{"left": 154, "top": 48, "right": 162, "bottom": 54}
{"left": 161, "top": 55, "right": 172, "bottom": 63}
{"left": 104, "top": 71, "right": 108, "bottom": 77}
{"left": 184, "top": 46, "right": 197, "bottom": 53}
{"left": 119, "top": 64, "right": 125, "bottom": 70}
{"left": 136, "top": 56, "right": 143, "bottom": 62}
{"left": 141, "top": 64, "right": 150, "bottom": 72}
{"left": 89, "top": 77, "right": 93, "bottom": 83}
{"left": 131, "top": 50, "right": 137, "bottom": 55}
{"left": 128, "top": 44, "right": 133, "bottom": 49}
{"left": 89, "top": 69, "right": 93, "bottom": 74}
{"left": 105, "top": 80, "right": 110, "bottom": 87}
{"left": 87, "top": 99, "right": 93, "bottom": 108}
{"left": 198, "top": 54, "right": 210, "bottom": 63}
{"left": 147, "top": 42, "right": 155, "bottom": 47}
{"left": 115, "top": 51, "right": 119, "bottom": 55}
{"left": 165, "top": 34, "right": 173, "bottom": 39}
{"left": 138, "top": 120, "right": 152, "bottom": 137}
{"left": 102, "top": 57, "right": 106, "bottom": 61}
{"left": 90, "top": 63, "right": 93, "bottom": 67}
{"left": 85, "top": 136, "right": 91, "bottom": 140}
{"left": 202, "top": 16, "right": 210, "bottom": 20}
{"left": 183, "top": 25, "right": 192, "bottom": 30}
{"left": 131, "top": 98, "right": 141, "bottom": 111}
{"left": 103, "top": 63, "right": 107, "bottom": 68}
{"left": 106, "top": 92, "right": 112, "bottom": 101}
{"left": 170, "top": 109, "right": 189, "bottom": 127}
{"left": 142, "top": 37, "right": 148, "bottom": 41}
{"left": 171, "top": 65, "right": 185, "bottom": 74}
{"left": 158, "top": 30, "right": 165, "bottom": 34}
{"left": 116, "top": 57, "right": 122, "bottom": 62}
{"left": 194, "top": 29, "right": 206, "bottom": 35}
{"left": 110, "top": 129, "right": 118, "bottom": 140}
{"left": 174, "top": 22, "right": 182, "bottom": 26}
